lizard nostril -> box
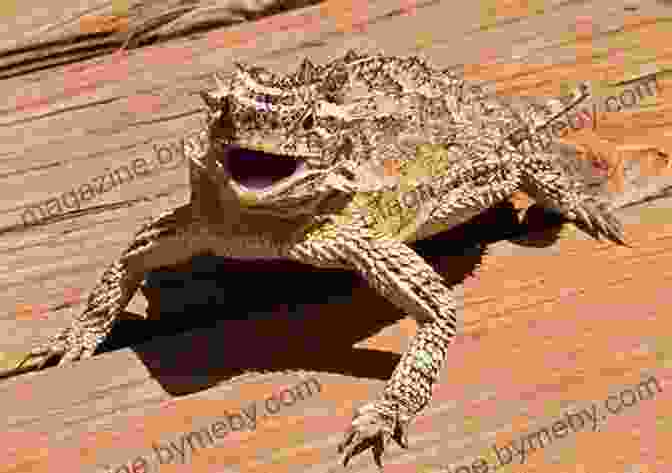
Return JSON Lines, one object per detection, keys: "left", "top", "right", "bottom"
{"left": 302, "top": 114, "right": 314, "bottom": 130}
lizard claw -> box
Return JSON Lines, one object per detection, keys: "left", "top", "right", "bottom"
{"left": 0, "top": 335, "right": 67, "bottom": 378}
{"left": 15, "top": 332, "right": 69, "bottom": 371}
{"left": 0, "top": 348, "right": 52, "bottom": 378}
{"left": 5, "top": 325, "right": 95, "bottom": 378}
{"left": 572, "top": 199, "right": 627, "bottom": 246}
{"left": 338, "top": 402, "right": 409, "bottom": 468}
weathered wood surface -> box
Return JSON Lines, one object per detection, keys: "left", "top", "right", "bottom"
{"left": 0, "top": 0, "right": 327, "bottom": 79}
{"left": 1, "top": 1, "right": 672, "bottom": 472}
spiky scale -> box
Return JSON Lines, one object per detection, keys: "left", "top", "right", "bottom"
{"left": 7, "top": 51, "right": 626, "bottom": 470}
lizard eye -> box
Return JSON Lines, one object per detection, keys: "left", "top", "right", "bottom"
{"left": 324, "top": 92, "right": 343, "bottom": 105}
{"left": 256, "top": 94, "right": 272, "bottom": 110}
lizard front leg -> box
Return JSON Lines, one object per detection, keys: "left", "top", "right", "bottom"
{"left": 15, "top": 206, "right": 199, "bottom": 372}
{"left": 289, "top": 227, "right": 458, "bottom": 468}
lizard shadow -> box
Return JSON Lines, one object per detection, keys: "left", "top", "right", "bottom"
{"left": 98, "top": 200, "right": 561, "bottom": 396}
{"left": 508, "top": 204, "right": 569, "bottom": 247}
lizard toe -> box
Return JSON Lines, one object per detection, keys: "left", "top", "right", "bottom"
{"left": 57, "top": 329, "right": 98, "bottom": 365}
{"left": 338, "top": 402, "right": 402, "bottom": 468}
{"left": 8, "top": 338, "right": 67, "bottom": 376}
{"left": 573, "top": 200, "right": 627, "bottom": 246}
{"left": 58, "top": 347, "right": 84, "bottom": 365}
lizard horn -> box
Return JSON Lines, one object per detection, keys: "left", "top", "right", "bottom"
{"left": 199, "top": 73, "right": 230, "bottom": 112}
{"left": 199, "top": 90, "right": 220, "bottom": 111}
{"left": 213, "top": 72, "right": 228, "bottom": 92}
{"left": 296, "top": 57, "right": 316, "bottom": 83}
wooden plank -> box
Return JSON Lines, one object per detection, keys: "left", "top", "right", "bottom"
{"left": 1, "top": 0, "right": 671, "bottom": 472}
{"left": 0, "top": 0, "right": 325, "bottom": 64}
{"left": 0, "top": 197, "right": 670, "bottom": 473}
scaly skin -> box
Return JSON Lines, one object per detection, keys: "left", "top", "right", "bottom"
{"left": 13, "top": 50, "right": 625, "bottom": 468}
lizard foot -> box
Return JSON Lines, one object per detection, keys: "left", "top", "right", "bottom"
{"left": 570, "top": 199, "right": 627, "bottom": 246}
{"left": 16, "top": 325, "right": 96, "bottom": 373}
{"left": 338, "top": 401, "right": 410, "bottom": 468}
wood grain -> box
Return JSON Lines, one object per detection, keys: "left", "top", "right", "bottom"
{"left": 1, "top": 1, "right": 671, "bottom": 472}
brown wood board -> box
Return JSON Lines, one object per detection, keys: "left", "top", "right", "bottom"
{"left": 1, "top": 1, "right": 671, "bottom": 472}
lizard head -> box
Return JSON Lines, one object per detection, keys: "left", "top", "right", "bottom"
{"left": 194, "top": 50, "right": 393, "bottom": 218}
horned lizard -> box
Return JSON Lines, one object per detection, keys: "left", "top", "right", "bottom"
{"left": 12, "top": 50, "right": 626, "bottom": 468}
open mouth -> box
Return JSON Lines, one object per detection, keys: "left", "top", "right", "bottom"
{"left": 225, "top": 146, "right": 304, "bottom": 190}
